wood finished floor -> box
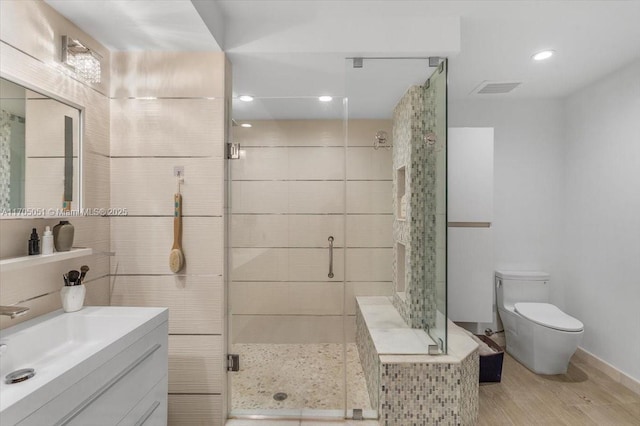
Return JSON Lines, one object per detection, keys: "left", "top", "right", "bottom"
{"left": 479, "top": 354, "right": 640, "bottom": 425}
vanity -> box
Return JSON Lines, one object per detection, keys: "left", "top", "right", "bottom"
{"left": 0, "top": 306, "right": 168, "bottom": 425}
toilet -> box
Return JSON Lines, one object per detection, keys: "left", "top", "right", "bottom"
{"left": 495, "top": 270, "right": 584, "bottom": 375}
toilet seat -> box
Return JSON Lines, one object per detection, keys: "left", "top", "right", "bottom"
{"left": 515, "top": 303, "right": 584, "bottom": 332}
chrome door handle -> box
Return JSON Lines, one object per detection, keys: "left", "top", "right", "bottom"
{"left": 328, "top": 236, "right": 334, "bottom": 278}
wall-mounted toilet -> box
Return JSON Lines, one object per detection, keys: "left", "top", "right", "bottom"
{"left": 495, "top": 270, "right": 584, "bottom": 375}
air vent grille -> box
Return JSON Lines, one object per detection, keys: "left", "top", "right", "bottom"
{"left": 472, "top": 81, "right": 522, "bottom": 95}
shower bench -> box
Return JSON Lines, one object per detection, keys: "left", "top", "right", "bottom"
{"left": 356, "top": 296, "right": 479, "bottom": 426}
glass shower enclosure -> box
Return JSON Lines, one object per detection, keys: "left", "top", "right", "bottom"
{"left": 227, "top": 97, "right": 355, "bottom": 419}
{"left": 226, "top": 58, "right": 448, "bottom": 420}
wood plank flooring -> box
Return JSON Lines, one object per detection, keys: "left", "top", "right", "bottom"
{"left": 479, "top": 354, "right": 640, "bottom": 425}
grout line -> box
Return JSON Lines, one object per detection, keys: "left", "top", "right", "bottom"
{"left": 237, "top": 145, "right": 390, "bottom": 149}
{"left": 169, "top": 333, "right": 222, "bottom": 336}
{"left": 109, "top": 155, "right": 218, "bottom": 159}
{"left": 111, "top": 96, "right": 219, "bottom": 100}
{"left": 27, "top": 156, "right": 79, "bottom": 159}
{"left": 231, "top": 179, "right": 392, "bottom": 182}
{"left": 11, "top": 275, "right": 109, "bottom": 305}
{"left": 231, "top": 313, "right": 356, "bottom": 318}
{"left": 168, "top": 392, "right": 223, "bottom": 396}
{"left": 85, "top": 149, "right": 110, "bottom": 158}
{"left": 109, "top": 215, "right": 223, "bottom": 218}
{"left": 230, "top": 281, "right": 392, "bottom": 283}
{"left": 229, "top": 213, "right": 392, "bottom": 216}
{"left": 110, "top": 273, "right": 222, "bottom": 277}
{"left": 232, "top": 247, "right": 392, "bottom": 249}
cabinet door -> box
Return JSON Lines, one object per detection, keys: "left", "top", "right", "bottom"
{"left": 18, "top": 323, "right": 168, "bottom": 426}
{"left": 448, "top": 127, "right": 494, "bottom": 222}
{"left": 65, "top": 328, "right": 167, "bottom": 426}
{"left": 447, "top": 227, "right": 494, "bottom": 322}
{"left": 118, "top": 376, "right": 168, "bottom": 426}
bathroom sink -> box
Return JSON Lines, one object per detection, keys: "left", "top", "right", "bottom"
{"left": 0, "top": 306, "right": 167, "bottom": 423}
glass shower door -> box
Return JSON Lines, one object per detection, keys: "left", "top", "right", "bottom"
{"left": 425, "top": 59, "right": 448, "bottom": 352}
{"left": 227, "top": 97, "right": 348, "bottom": 419}
{"left": 343, "top": 57, "right": 449, "bottom": 418}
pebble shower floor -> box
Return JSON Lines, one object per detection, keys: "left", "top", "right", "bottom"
{"left": 230, "top": 343, "right": 372, "bottom": 411}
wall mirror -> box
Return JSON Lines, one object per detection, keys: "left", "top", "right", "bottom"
{"left": 0, "top": 77, "right": 81, "bottom": 217}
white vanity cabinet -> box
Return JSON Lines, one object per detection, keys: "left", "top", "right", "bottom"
{"left": 0, "top": 308, "right": 168, "bottom": 426}
{"left": 18, "top": 320, "right": 168, "bottom": 426}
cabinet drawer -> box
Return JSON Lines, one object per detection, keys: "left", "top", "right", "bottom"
{"left": 137, "top": 399, "right": 167, "bottom": 426}
{"left": 118, "top": 375, "right": 167, "bottom": 426}
{"left": 18, "top": 321, "right": 168, "bottom": 426}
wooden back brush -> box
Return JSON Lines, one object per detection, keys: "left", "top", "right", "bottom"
{"left": 169, "top": 192, "right": 185, "bottom": 273}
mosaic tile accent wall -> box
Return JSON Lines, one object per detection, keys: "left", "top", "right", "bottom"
{"left": 379, "top": 353, "right": 479, "bottom": 426}
{"left": 391, "top": 84, "right": 438, "bottom": 332}
{"left": 356, "top": 303, "right": 380, "bottom": 410}
{"left": 0, "top": 110, "right": 12, "bottom": 210}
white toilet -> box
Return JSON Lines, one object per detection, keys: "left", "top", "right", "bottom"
{"left": 495, "top": 270, "right": 584, "bottom": 375}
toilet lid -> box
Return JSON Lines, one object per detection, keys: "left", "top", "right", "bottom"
{"left": 514, "top": 303, "right": 584, "bottom": 332}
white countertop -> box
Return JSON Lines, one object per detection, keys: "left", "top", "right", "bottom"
{"left": 357, "top": 296, "right": 478, "bottom": 362}
{"left": 0, "top": 306, "right": 168, "bottom": 421}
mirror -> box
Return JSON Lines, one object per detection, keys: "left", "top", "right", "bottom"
{"left": 0, "top": 77, "right": 81, "bottom": 216}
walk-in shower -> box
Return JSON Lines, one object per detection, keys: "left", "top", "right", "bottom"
{"left": 226, "top": 58, "right": 447, "bottom": 421}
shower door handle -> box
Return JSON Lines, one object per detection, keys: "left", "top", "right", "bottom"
{"left": 328, "top": 236, "right": 334, "bottom": 278}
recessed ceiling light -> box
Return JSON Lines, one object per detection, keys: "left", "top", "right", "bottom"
{"left": 240, "top": 123, "right": 252, "bottom": 128}
{"left": 318, "top": 96, "right": 333, "bottom": 102}
{"left": 239, "top": 95, "right": 254, "bottom": 102}
{"left": 532, "top": 50, "right": 555, "bottom": 61}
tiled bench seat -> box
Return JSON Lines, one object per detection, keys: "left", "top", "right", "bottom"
{"left": 356, "top": 296, "right": 479, "bottom": 426}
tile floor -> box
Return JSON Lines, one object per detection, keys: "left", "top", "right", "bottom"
{"left": 228, "top": 349, "right": 640, "bottom": 425}
{"left": 478, "top": 353, "right": 640, "bottom": 425}
{"left": 227, "top": 421, "right": 379, "bottom": 426}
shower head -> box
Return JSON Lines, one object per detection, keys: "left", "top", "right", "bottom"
{"left": 424, "top": 132, "right": 437, "bottom": 146}
{"left": 374, "top": 130, "right": 391, "bottom": 150}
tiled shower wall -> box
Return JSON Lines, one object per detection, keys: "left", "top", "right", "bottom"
{"left": 108, "top": 52, "right": 230, "bottom": 425}
{"left": 0, "top": 0, "right": 111, "bottom": 329}
{"left": 391, "top": 67, "right": 446, "bottom": 339}
{"left": 231, "top": 119, "right": 394, "bottom": 343}
{"left": 391, "top": 85, "right": 437, "bottom": 331}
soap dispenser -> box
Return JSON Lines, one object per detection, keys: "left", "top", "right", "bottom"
{"left": 42, "top": 226, "right": 54, "bottom": 255}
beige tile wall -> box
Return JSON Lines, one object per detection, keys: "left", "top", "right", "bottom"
{"left": 230, "top": 119, "right": 394, "bottom": 344}
{"left": 0, "top": 1, "right": 111, "bottom": 329}
{"left": 109, "top": 51, "right": 229, "bottom": 426}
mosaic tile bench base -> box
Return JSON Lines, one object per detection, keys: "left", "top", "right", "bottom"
{"left": 356, "top": 297, "right": 479, "bottom": 426}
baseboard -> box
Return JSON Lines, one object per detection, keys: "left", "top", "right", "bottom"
{"left": 573, "top": 347, "right": 640, "bottom": 396}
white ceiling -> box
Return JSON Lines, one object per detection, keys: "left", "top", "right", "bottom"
{"left": 44, "top": 0, "right": 640, "bottom": 119}
{"left": 45, "top": 0, "right": 221, "bottom": 51}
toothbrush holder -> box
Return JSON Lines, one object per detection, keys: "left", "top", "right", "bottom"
{"left": 61, "top": 284, "right": 86, "bottom": 313}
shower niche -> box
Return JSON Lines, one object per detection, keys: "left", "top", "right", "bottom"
{"left": 395, "top": 242, "right": 406, "bottom": 295}
{"left": 396, "top": 166, "right": 406, "bottom": 220}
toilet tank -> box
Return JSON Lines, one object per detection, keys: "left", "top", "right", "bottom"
{"left": 495, "top": 270, "right": 550, "bottom": 310}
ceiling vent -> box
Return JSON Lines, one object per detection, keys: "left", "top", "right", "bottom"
{"left": 471, "top": 81, "right": 522, "bottom": 95}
